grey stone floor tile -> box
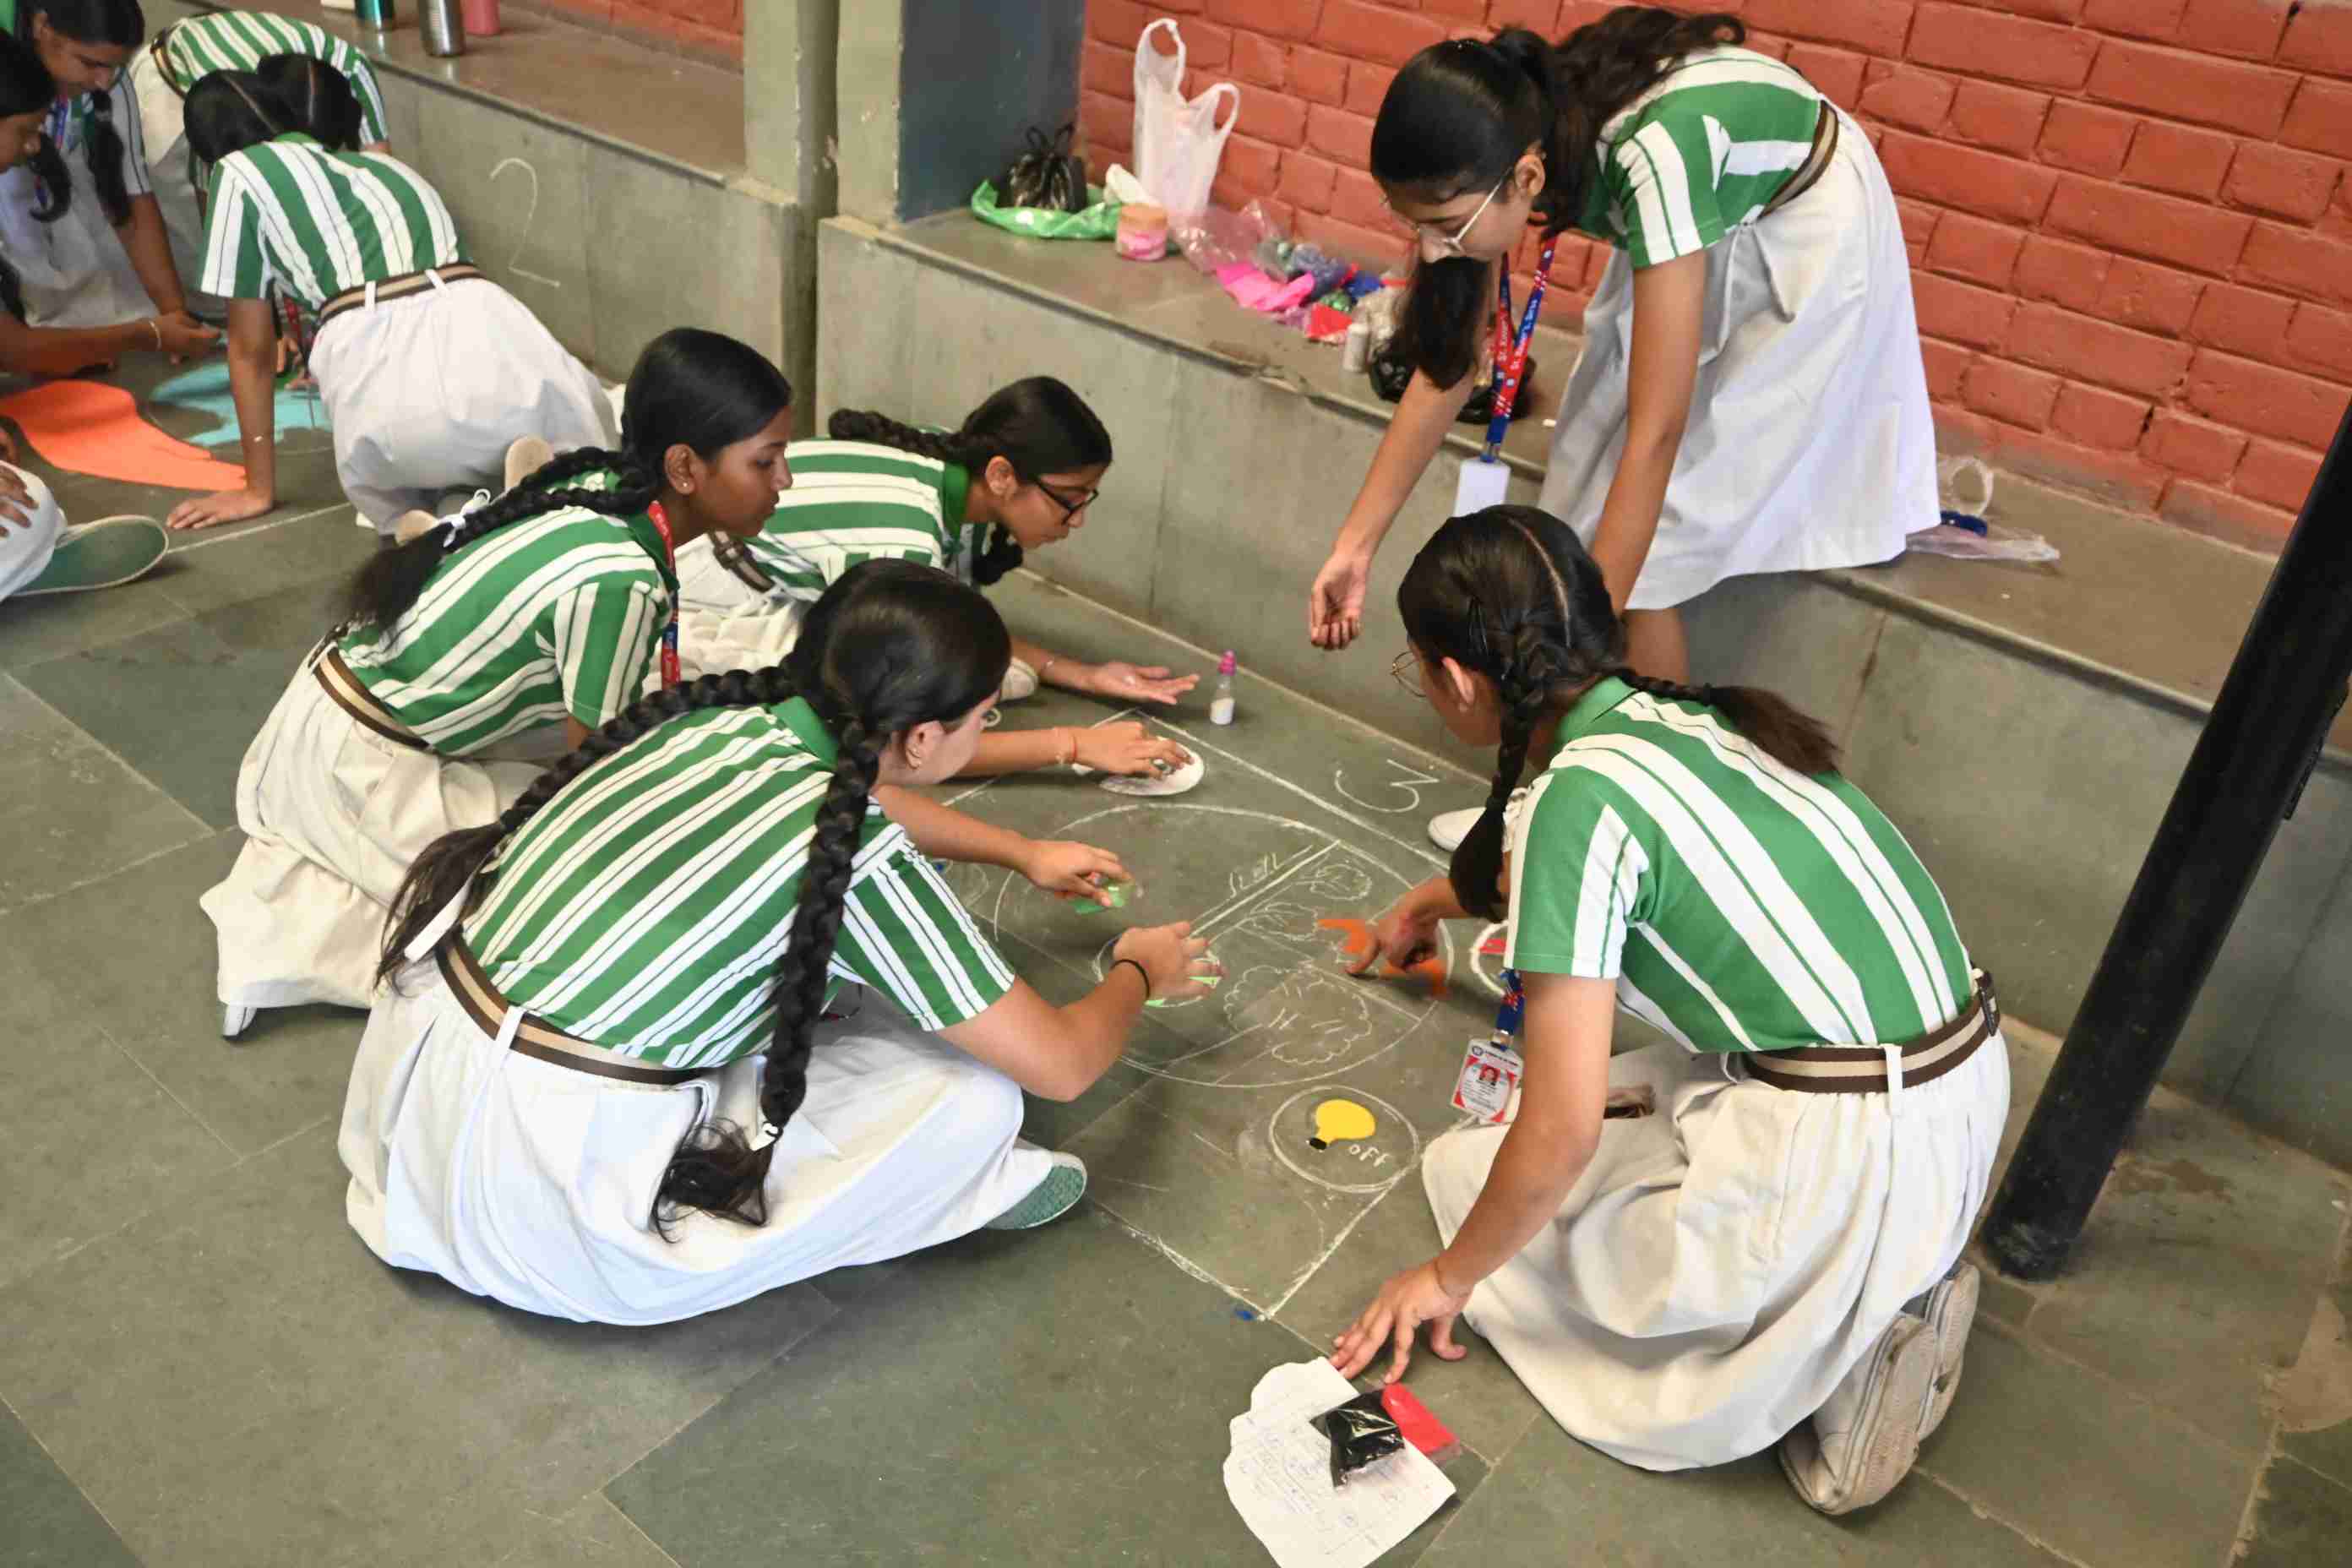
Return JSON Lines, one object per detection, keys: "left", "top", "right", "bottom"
{"left": 0, "top": 933, "right": 234, "bottom": 1289}
{"left": 155, "top": 506, "right": 378, "bottom": 618}
{"left": 493, "top": 1493, "right": 681, "bottom": 1568}
{"left": 0, "top": 832, "right": 363, "bottom": 1156}
{"left": 2278, "top": 1248, "right": 2352, "bottom": 1491}
{"left": 1269, "top": 1180, "right": 1548, "bottom": 1468}
{"left": 0, "top": 1400, "right": 139, "bottom": 1568}
{"left": 15, "top": 580, "right": 340, "bottom": 829}
{"left": 0, "top": 1124, "right": 836, "bottom": 1568}
{"left": 1971, "top": 1071, "right": 2350, "bottom": 1457}
{"left": 1918, "top": 1321, "right": 2254, "bottom": 1568}
{"left": 1417, "top": 1414, "right": 2066, "bottom": 1566}
{"left": 0, "top": 567, "right": 187, "bottom": 672}
{"left": 608, "top": 1207, "right": 1486, "bottom": 1567}
{"left": 2239, "top": 1455, "right": 2352, "bottom": 1568}
{"left": 0, "top": 674, "right": 207, "bottom": 915}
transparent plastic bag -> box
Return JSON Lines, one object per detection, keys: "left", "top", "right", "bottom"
{"left": 1133, "top": 19, "right": 1239, "bottom": 221}
{"left": 1171, "top": 200, "right": 1283, "bottom": 275}
{"left": 1910, "top": 455, "right": 2061, "bottom": 564}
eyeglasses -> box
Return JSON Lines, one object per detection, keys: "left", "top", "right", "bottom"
{"left": 1390, "top": 650, "right": 1430, "bottom": 702}
{"left": 1035, "top": 478, "right": 1099, "bottom": 518}
{"left": 1389, "top": 175, "right": 1507, "bottom": 259}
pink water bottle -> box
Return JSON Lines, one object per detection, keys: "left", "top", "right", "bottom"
{"left": 460, "top": 0, "right": 500, "bottom": 36}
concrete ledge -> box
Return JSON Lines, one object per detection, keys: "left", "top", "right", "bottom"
{"left": 816, "top": 210, "right": 2352, "bottom": 1167}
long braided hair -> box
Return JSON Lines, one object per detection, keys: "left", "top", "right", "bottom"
{"left": 17, "top": 0, "right": 145, "bottom": 227}
{"left": 1398, "top": 504, "right": 1837, "bottom": 919}
{"left": 341, "top": 327, "right": 791, "bottom": 634}
{"left": 827, "top": 376, "right": 1111, "bottom": 586}
{"left": 1374, "top": 8, "right": 1745, "bottom": 389}
{"left": 378, "top": 560, "right": 1012, "bottom": 1235}
{"left": 0, "top": 31, "right": 68, "bottom": 318}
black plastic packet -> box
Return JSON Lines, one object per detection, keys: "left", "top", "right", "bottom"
{"left": 1308, "top": 1389, "right": 1405, "bottom": 1488}
{"left": 997, "top": 123, "right": 1090, "bottom": 214}
{"left": 1368, "top": 338, "right": 1538, "bottom": 427}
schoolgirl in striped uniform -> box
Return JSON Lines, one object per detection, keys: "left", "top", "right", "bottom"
{"left": 674, "top": 378, "right": 1195, "bottom": 779}
{"left": 345, "top": 560, "right": 1219, "bottom": 1325}
{"left": 0, "top": 0, "right": 203, "bottom": 333}
{"left": 128, "top": 9, "right": 390, "bottom": 317}
{"left": 161, "top": 62, "right": 613, "bottom": 532}
{"left": 1312, "top": 8, "right": 1936, "bottom": 701}
{"left": 201, "top": 328, "right": 793, "bottom": 1037}
{"left": 1332, "top": 507, "right": 2006, "bottom": 1515}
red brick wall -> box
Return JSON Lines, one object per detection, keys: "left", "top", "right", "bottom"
{"left": 1076, "top": 0, "right": 2352, "bottom": 549}
{"left": 514, "top": 0, "right": 743, "bottom": 66}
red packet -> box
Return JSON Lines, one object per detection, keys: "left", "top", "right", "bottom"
{"left": 1380, "top": 1384, "right": 1460, "bottom": 1466}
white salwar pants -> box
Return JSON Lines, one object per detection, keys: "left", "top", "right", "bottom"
{"left": 0, "top": 465, "right": 63, "bottom": 602}
{"left": 1424, "top": 1034, "right": 2009, "bottom": 1472}
{"left": 340, "top": 969, "right": 1050, "bottom": 1324}
{"left": 307, "top": 279, "right": 616, "bottom": 531}
{"left": 1539, "top": 109, "right": 1940, "bottom": 610}
{"left": 199, "top": 651, "right": 541, "bottom": 1010}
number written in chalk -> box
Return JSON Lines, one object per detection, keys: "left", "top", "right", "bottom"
{"left": 1332, "top": 757, "right": 1445, "bottom": 815}
{"left": 488, "top": 156, "right": 560, "bottom": 290}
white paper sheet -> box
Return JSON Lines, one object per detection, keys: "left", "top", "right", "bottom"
{"left": 1223, "top": 1360, "right": 1455, "bottom": 1568}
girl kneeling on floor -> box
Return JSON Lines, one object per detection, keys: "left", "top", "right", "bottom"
{"left": 673, "top": 377, "right": 1194, "bottom": 780}
{"left": 201, "top": 327, "right": 792, "bottom": 1037}
{"left": 345, "top": 560, "right": 1220, "bottom": 1325}
{"left": 163, "top": 62, "right": 613, "bottom": 531}
{"left": 0, "top": 30, "right": 208, "bottom": 600}
{"left": 1332, "top": 506, "right": 2007, "bottom": 1515}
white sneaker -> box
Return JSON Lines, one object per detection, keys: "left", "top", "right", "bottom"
{"left": 983, "top": 1149, "right": 1087, "bottom": 1230}
{"left": 1778, "top": 1313, "right": 1939, "bottom": 1515}
{"left": 222, "top": 1004, "right": 257, "bottom": 1039}
{"left": 1429, "top": 806, "right": 1483, "bottom": 852}
{"left": 999, "top": 656, "right": 1039, "bottom": 704}
{"left": 1915, "top": 1260, "right": 1981, "bottom": 1443}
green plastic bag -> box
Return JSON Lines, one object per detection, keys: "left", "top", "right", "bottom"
{"left": 971, "top": 180, "right": 1121, "bottom": 241}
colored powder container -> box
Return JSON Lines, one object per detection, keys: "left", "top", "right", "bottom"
{"left": 1116, "top": 203, "right": 1169, "bottom": 262}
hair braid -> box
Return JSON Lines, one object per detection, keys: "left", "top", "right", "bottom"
{"left": 376, "top": 665, "right": 800, "bottom": 988}
{"left": 340, "top": 448, "right": 655, "bottom": 634}
{"left": 84, "top": 82, "right": 131, "bottom": 226}
{"left": 649, "top": 710, "right": 886, "bottom": 1232}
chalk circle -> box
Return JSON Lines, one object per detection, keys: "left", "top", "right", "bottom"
{"left": 1468, "top": 922, "right": 1510, "bottom": 999}
{"left": 984, "top": 802, "right": 1456, "bottom": 1089}
{"left": 1269, "top": 1086, "right": 1421, "bottom": 1195}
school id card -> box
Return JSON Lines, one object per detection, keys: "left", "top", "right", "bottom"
{"left": 1452, "top": 1037, "right": 1523, "bottom": 1124}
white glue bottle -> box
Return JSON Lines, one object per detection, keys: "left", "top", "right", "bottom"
{"left": 1210, "top": 651, "right": 1238, "bottom": 726}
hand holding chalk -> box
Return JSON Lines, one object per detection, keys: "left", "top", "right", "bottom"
{"left": 1112, "top": 921, "right": 1222, "bottom": 1003}
{"left": 1074, "top": 721, "right": 1192, "bottom": 778}
{"left": 1025, "top": 840, "right": 1130, "bottom": 902}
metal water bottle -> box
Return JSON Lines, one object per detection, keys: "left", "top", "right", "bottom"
{"left": 421, "top": 0, "right": 466, "bottom": 55}
{"left": 354, "top": 0, "right": 395, "bottom": 31}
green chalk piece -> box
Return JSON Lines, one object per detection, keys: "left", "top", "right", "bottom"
{"left": 1072, "top": 879, "right": 1134, "bottom": 914}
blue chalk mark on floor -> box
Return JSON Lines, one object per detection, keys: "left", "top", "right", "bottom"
{"left": 151, "top": 362, "right": 331, "bottom": 449}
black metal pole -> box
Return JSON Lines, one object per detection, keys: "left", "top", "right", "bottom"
{"left": 1981, "top": 400, "right": 2352, "bottom": 1282}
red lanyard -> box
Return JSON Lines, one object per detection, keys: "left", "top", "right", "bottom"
{"left": 1484, "top": 236, "right": 1559, "bottom": 454}
{"left": 645, "top": 500, "right": 683, "bottom": 691}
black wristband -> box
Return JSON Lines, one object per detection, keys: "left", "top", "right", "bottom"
{"left": 1112, "top": 956, "right": 1152, "bottom": 1000}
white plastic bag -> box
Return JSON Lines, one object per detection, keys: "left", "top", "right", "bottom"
{"left": 1133, "top": 19, "right": 1239, "bottom": 222}
{"left": 1909, "top": 454, "right": 2062, "bottom": 564}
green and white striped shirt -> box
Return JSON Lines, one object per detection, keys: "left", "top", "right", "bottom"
{"left": 1573, "top": 46, "right": 1823, "bottom": 269}
{"left": 337, "top": 499, "right": 673, "bottom": 754}
{"left": 1505, "top": 678, "right": 1971, "bottom": 1053}
{"left": 198, "top": 133, "right": 464, "bottom": 308}
{"left": 736, "top": 440, "right": 976, "bottom": 602}
{"left": 159, "top": 11, "right": 392, "bottom": 147}
{"left": 465, "top": 696, "right": 1016, "bottom": 1065}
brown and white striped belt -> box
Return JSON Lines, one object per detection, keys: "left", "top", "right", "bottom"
{"left": 1760, "top": 102, "right": 1840, "bottom": 219}
{"left": 437, "top": 935, "right": 705, "bottom": 1086}
{"left": 1745, "top": 971, "right": 2001, "bottom": 1095}
{"left": 315, "top": 264, "right": 487, "bottom": 335}
{"left": 313, "top": 643, "right": 432, "bottom": 753}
